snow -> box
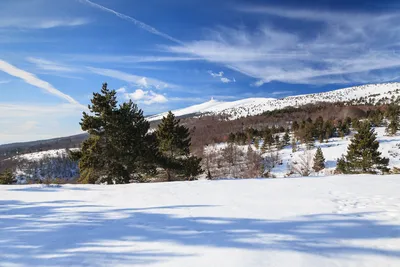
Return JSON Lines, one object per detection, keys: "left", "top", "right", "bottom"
{"left": 271, "top": 127, "right": 400, "bottom": 177}
{"left": 148, "top": 82, "right": 400, "bottom": 121}
{"left": 14, "top": 148, "right": 79, "bottom": 162}
{"left": 1, "top": 177, "right": 400, "bottom": 267}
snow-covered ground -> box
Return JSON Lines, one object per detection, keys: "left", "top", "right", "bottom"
{"left": 1, "top": 175, "right": 400, "bottom": 267}
{"left": 272, "top": 127, "right": 400, "bottom": 177}
{"left": 205, "top": 127, "right": 400, "bottom": 178}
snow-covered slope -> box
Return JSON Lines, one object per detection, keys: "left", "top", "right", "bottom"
{"left": 1, "top": 175, "right": 400, "bottom": 267}
{"left": 271, "top": 127, "right": 400, "bottom": 177}
{"left": 13, "top": 148, "right": 78, "bottom": 162}
{"left": 148, "top": 83, "right": 400, "bottom": 121}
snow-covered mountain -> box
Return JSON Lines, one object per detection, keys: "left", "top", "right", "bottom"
{"left": 148, "top": 83, "right": 400, "bottom": 121}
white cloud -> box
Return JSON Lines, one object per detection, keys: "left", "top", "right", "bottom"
{"left": 120, "top": 89, "right": 168, "bottom": 105}
{"left": 166, "top": 7, "right": 400, "bottom": 85}
{"left": 0, "top": 80, "right": 10, "bottom": 84}
{"left": 0, "top": 18, "right": 90, "bottom": 29}
{"left": 0, "top": 59, "right": 83, "bottom": 106}
{"left": 87, "top": 67, "right": 174, "bottom": 89}
{"left": 116, "top": 87, "right": 126, "bottom": 93}
{"left": 208, "top": 71, "right": 224, "bottom": 77}
{"left": 27, "top": 57, "right": 77, "bottom": 72}
{"left": 208, "top": 70, "right": 236, "bottom": 83}
{"left": 221, "top": 77, "right": 233, "bottom": 83}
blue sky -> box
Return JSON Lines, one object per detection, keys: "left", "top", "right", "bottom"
{"left": 1, "top": 0, "right": 400, "bottom": 144}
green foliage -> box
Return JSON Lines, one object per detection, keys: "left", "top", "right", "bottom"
{"left": 183, "top": 156, "right": 203, "bottom": 180}
{"left": 385, "top": 103, "right": 400, "bottom": 136}
{"left": 342, "top": 121, "right": 389, "bottom": 174}
{"left": 312, "top": 147, "right": 325, "bottom": 172}
{"left": 0, "top": 169, "right": 16, "bottom": 185}
{"left": 283, "top": 131, "right": 290, "bottom": 146}
{"left": 77, "top": 83, "right": 157, "bottom": 184}
{"left": 335, "top": 156, "right": 348, "bottom": 174}
{"left": 155, "top": 111, "right": 203, "bottom": 181}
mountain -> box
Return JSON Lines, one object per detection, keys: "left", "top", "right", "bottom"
{"left": 148, "top": 82, "right": 400, "bottom": 121}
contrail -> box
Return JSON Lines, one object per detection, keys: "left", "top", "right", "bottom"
{"left": 79, "top": 0, "right": 185, "bottom": 45}
{"left": 0, "top": 59, "right": 84, "bottom": 108}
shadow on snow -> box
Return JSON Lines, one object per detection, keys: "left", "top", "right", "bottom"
{"left": 0, "top": 199, "right": 399, "bottom": 266}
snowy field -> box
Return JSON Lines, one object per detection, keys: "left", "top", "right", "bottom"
{"left": 1, "top": 175, "right": 400, "bottom": 267}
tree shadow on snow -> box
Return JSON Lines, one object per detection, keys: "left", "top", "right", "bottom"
{"left": 8, "top": 185, "right": 89, "bottom": 192}
{"left": 0, "top": 200, "right": 399, "bottom": 266}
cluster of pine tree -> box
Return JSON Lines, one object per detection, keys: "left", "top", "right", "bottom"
{"left": 227, "top": 125, "right": 287, "bottom": 146}
{"left": 292, "top": 116, "right": 351, "bottom": 146}
{"left": 70, "top": 84, "right": 203, "bottom": 184}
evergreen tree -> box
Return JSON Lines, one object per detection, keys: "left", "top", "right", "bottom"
{"left": 386, "top": 103, "right": 399, "bottom": 136}
{"left": 335, "top": 155, "right": 348, "bottom": 174}
{"left": 76, "top": 83, "right": 156, "bottom": 184}
{"left": 344, "top": 121, "right": 389, "bottom": 173}
{"left": 313, "top": 147, "right": 325, "bottom": 172}
{"left": 183, "top": 156, "right": 203, "bottom": 180}
{"left": 155, "top": 111, "right": 203, "bottom": 181}
{"left": 0, "top": 169, "right": 16, "bottom": 185}
{"left": 283, "top": 130, "right": 290, "bottom": 146}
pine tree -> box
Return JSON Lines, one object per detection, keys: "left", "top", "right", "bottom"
{"left": 386, "top": 103, "right": 399, "bottom": 136}
{"left": 155, "top": 111, "right": 203, "bottom": 181}
{"left": 283, "top": 130, "right": 290, "bottom": 146}
{"left": 0, "top": 169, "right": 16, "bottom": 185}
{"left": 335, "top": 155, "right": 348, "bottom": 174}
{"left": 76, "top": 83, "right": 156, "bottom": 184}
{"left": 344, "top": 121, "right": 389, "bottom": 173}
{"left": 313, "top": 147, "right": 325, "bottom": 172}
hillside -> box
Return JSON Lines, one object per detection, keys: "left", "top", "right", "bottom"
{"left": 1, "top": 175, "right": 399, "bottom": 266}
{"left": 148, "top": 83, "right": 400, "bottom": 121}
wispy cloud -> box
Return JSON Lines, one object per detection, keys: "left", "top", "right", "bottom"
{"left": 166, "top": 7, "right": 400, "bottom": 85}
{"left": 0, "top": 59, "right": 83, "bottom": 106}
{"left": 27, "top": 57, "right": 77, "bottom": 72}
{"left": 79, "top": 0, "right": 183, "bottom": 45}
{"left": 65, "top": 54, "right": 200, "bottom": 63}
{"left": 271, "top": 90, "right": 294, "bottom": 96}
{"left": 87, "top": 66, "right": 174, "bottom": 89}
{"left": 0, "top": 80, "right": 10, "bottom": 84}
{"left": 208, "top": 70, "right": 236, "bottom": 83}
{"left": 0, "top": 18, "right": 90, "bottom": 29}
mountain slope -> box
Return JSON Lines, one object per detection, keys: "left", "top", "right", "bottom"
{"left": 149, "top": 82, "right": 400, "bottom": 121}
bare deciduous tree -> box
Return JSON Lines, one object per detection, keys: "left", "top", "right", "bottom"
{"left": 290, "top": 150, "right": 314, "bottom": 177}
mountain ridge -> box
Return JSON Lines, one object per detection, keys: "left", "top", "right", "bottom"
{"left": 148, "top": 82, "right": 400, "bottom": 121}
